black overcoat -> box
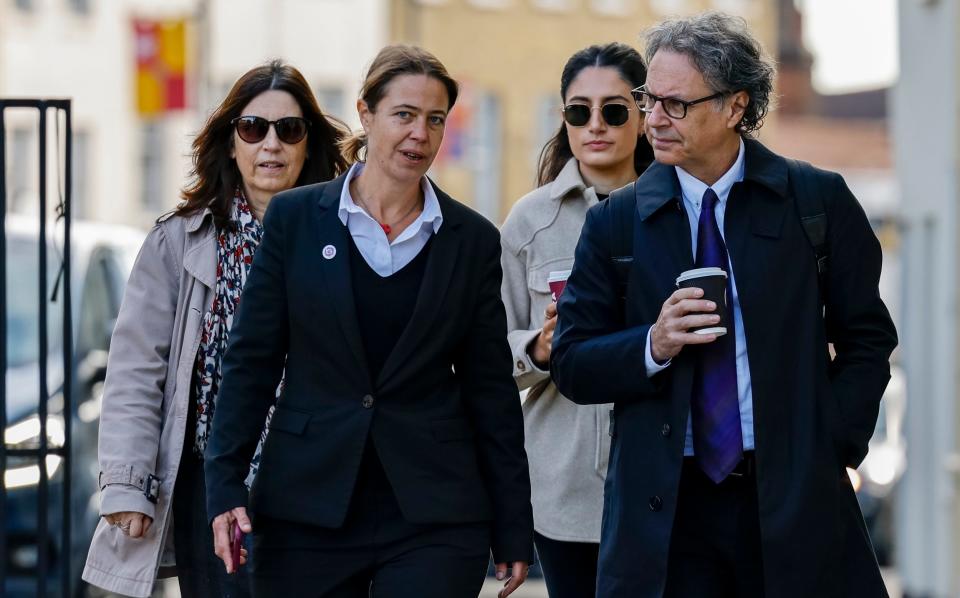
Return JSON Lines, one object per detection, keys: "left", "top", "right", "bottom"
{"left": 552, "top": 139, "right": 898, "bottom": 597}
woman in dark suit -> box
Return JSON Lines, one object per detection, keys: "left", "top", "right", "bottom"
{"left": 203, "top": 45, "right": 534, "bottom": 598}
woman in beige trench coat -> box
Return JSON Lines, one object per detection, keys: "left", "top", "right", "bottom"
{"left": 81, "top": 61, "right": 347, "bottom": 597}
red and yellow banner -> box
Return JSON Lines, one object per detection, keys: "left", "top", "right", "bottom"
{"left": 134, "top": 18, "right": 187, "bottom": 116}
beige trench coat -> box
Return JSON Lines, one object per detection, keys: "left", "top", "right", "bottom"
{"left": 500, "top": 158, "right": 612, "bottom": 543}
{"left": 82, "top": 209, "right": 216, "bottom": 597}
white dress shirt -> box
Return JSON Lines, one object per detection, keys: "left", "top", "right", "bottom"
{"left": 337, "top": 162, "right": 443, "bottom": 277}
{"left": 644, "top": 139, "right": 755, "bottom": 454}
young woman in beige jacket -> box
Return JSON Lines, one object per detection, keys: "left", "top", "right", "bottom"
{"left": 81, "top": 61, "right": 347, "bottom": 597}
{"left": 500, "top": 43, "right": 654, "bottom": 598}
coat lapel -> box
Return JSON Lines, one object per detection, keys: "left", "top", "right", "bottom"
{"left": 376, "top": 184, "right": 461, "bottom": 387}
{"left": 724, "top": 139, "right": 790, "bottom": 318}
{"left": 635, "top": 161, "right": 694, "bottom": 272}
{"left": 182, "top": 210, "right": 217, "bottom": 289}
{"left": 634, "top": 162, "right": 697, "bottom": 402}
{"left": 315, "top": 174, "right": 371, "bottom": 377}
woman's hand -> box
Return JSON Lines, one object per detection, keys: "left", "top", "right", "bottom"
{"left": 495, "top": 560, "right": 530, "bottom": 598}
{"left": 103, "top": 511, "right": 153, "bottom": 538}
{"left": 528, "top": 301, "right": 558, "bottom": 368}
{"left": 211, "top": 506, "right": 252, "bottom": 574}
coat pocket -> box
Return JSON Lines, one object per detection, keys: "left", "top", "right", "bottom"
{"left": 267, "top": 406, "right": 312, "bottom": 436}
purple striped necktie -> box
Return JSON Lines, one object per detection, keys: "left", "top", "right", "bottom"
{"left": 691, "top": 187, "right": 743, "bottom": 483}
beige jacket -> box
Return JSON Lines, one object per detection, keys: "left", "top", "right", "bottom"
{"left": 500, "top": 158, "right": 612, "bottom": 543}
{"left": 82, "top": 209, "right": 216, "bottom": 597}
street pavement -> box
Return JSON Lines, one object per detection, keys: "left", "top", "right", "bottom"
{"left": 480, "top": 578, "right": 547, "bottom": 598}
{"left": 159, "top": 569, "right": 900, "bottom": 597}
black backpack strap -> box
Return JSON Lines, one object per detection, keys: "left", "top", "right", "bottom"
{"left": 607, "top": 182, "right": 636, "bottom": 308}
{"left": 786, "top": 158, "right": 829, "bottom": 302}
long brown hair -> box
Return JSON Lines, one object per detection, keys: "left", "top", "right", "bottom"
{"left": 177, "top": 59, "right": 349, "bottom": 229}
{"left": 537, "top": 43, "right": 654, "bottom": 187}
{"left": 340, "top": 45, "right": 459, "bottom": 163}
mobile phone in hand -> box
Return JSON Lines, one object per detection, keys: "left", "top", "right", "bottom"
{"left": 230, "top": 520, "right": 245, "bottom": 571}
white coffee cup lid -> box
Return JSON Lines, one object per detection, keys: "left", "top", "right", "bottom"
{"left": 694, "top": 326, "right": 727, "bottom": 336}
{"left": 548, "top": 270, "right": 572, "bottom": 282}
{"left": 675, "top": 267, "right": 727, "bottom": 286}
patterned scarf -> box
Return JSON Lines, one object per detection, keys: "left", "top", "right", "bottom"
{"left": 193, "top": 191, "right": 281, "bottom": 484}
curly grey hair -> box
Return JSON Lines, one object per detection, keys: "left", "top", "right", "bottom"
{"left": 643, "top": 11, "right": 776, "bottom": 134}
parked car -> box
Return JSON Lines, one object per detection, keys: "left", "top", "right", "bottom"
{"left": 847, "top": 364, "right": 907, "bottom": 566}
{"left": 4, "top": 214, "right": 144, "bottom": 597}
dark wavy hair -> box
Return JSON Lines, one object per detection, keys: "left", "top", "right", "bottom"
{"left": 537, "top": 42, "right": 654, "bottom": 187}
{"left": 340, "top": 45, "right": 459, "bottom": 163}
{"left": 643, "top": 11, "right": 776, "bottom": 135}
{"left": 176, "top": 59, "right": 349, "bottom": 229}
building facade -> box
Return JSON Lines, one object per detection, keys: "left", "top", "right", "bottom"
{"left": 389, "top": 0, "right": 776, "bottom": 222}
{"left": 0, "top": 0, "right": 387, "bottom": 228}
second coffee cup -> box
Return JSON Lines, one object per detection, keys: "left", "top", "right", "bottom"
{"left": 675, "top": 267, "right": 730, "bottom": 336}
{"left": 548, "top": 270, "right": 571, "bottom": 302}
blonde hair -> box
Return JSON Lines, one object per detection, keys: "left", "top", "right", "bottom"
{"left": 341, "top": 45, "right": 459, "bottom": 163}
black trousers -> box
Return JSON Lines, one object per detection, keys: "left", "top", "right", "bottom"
{"left": 533, "top": 532, "right": 599, "bottom": 598}
{"left": 249, "top": 443, "right": 491, "bottom": 598}
{"left": 663, "top": 455, "right": 765, "bottom": 598}
{"left": 173, "top": 449, "right": 252, "bottom": 598}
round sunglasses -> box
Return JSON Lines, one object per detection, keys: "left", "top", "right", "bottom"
{"left": 231, "top": 116, "right": 310, "bottom": 145}
{"left": 562, "top": 103, "right": 634, "bottom": 128}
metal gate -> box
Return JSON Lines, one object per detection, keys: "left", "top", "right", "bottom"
{"left": 0, "top": 98, "right": 74, "bottom": 597}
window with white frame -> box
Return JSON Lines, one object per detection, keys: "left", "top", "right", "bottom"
{"left": 467, "top": 0, "right": 512, "bottom": 9}
{"left": 531, "top": 0, "right": 572, "bottom": 12}
{"left": 67, "top": 0, "right": 91, "bottom": 15}
{"left": 71, "top": 130, "right": 90, "bottom": 219}
{"left": 591, "top": 0, "right": 631, "bottom": 16}
{"left": 711, "top": 0, "right": 753, "bottom": 15}
{"left": 532, "top": 93, "right": 560, "bottom": 171}
{"left": 650, "top": 0, "right": 689, "bottom": 15}
{"left": 8, "top": 127, "right": 33, "bottom": 212}
{"left": 140, "top": 122, "right": 164, "bottom": 210}
{"left": 315, "top": 85, "right": 347, "bottom": 122}
{"left": 470, "top": 92, "right": 502, "bottom": 222}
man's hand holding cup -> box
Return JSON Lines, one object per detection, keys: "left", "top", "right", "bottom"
{"left": 651, "top": 267, "right": 730, "bottom": 363}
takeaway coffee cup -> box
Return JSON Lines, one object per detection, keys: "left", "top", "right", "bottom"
{"left": 548, "top": 270, "right": 571, "bottom": 302}
{"left": 675, "top": 267, "right": 730, "bottom": 336}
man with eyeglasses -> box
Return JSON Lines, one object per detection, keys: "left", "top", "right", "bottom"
{"left": 551, "top": 12, "right": 897, "bottom": 598}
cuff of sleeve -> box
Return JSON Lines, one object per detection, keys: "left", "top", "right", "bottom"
{"left": 510, "top": 328, "right": 550, "bottom": 379}
{"left": 206, "top": 483, "right": 250, "bottom": 526}
{"left": 645, "top": 326, "right": 671, "bottom": 377}
{"left": 99, "top": 484, "right": 157, "bottom": 519}
{"left": 491, "top": 531, "right": 535, "bottom": 565}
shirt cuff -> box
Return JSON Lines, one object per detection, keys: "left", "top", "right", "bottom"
{"left": 645, "top": 325, "right": 671, "bottom": 377}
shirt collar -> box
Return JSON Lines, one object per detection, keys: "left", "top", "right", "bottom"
{"left": 338, "top": 161, "right": 443, "bottom": 234}
{"left": 675, "top": 137, "right": 746, "bottom": 209}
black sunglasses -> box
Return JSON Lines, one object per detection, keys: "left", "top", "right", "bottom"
{"left": 631, "top": 86, "right": 726, "bottom": 120}
{"left": 562, "top": 103, "right": 634, "bottom": 127}
{"left": 231, "top": 116, "right": 310, "bottom": 144}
